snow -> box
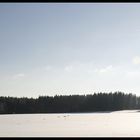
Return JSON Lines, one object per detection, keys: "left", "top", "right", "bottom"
{"left": 0, "top": 110, "right": 140, "bottom": 137}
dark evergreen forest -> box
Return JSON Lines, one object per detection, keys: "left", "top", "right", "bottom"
{"left": 0, "top": 91, "right": 140, "bottom": 114}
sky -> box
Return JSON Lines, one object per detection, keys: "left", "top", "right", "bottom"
{"left": 1, "top": 3, "right": 140, "bottom": 97}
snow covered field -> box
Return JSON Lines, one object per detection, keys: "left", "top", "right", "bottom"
{"left": 0, "top": 110, "right": 140, "bottom": 137}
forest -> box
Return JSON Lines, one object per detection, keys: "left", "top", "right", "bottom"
{"left": 0, "top": 91, "right": 140, "bottom": 114}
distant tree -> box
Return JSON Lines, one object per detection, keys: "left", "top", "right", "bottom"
{"left": 0, "top": 92, "right": 140, "bottom": 114}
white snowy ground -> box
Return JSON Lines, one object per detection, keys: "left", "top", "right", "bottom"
{"left": 0, "top": 110, "right": 140, "bottom": 137}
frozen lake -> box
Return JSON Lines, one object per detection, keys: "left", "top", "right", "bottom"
{"left": 0, "top": 110, "right": 140, "bottom": 137}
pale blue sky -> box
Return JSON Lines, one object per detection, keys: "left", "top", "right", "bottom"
{"left": 1, "top": 3, "right": 140, "bottom": 97}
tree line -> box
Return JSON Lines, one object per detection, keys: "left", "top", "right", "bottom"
{"left": 0, "top": 91, "right": 140, "bottom": 114}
